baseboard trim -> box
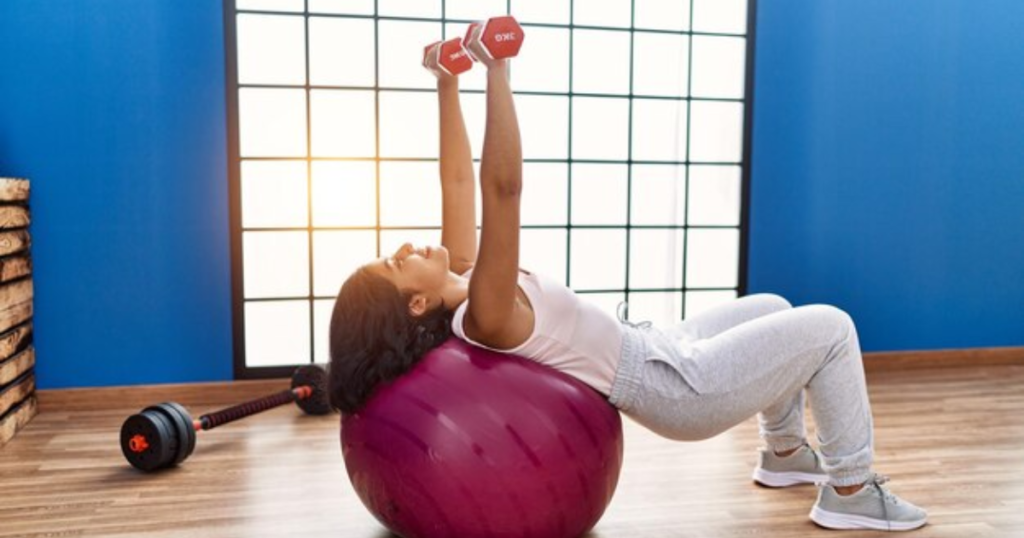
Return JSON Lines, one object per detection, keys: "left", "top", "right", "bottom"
{"left": 37, "top": 378, "right": 286, "bottom": 412}
{"left": 864, "top": 346, "right": 1024, "bottom": 372}
{"left": 35, "top": 347, "right": 1024, "bottom": 412}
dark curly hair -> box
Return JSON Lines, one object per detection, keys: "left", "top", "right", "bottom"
{"left": 328, "top": 265, "right": 454, "bottom": 414}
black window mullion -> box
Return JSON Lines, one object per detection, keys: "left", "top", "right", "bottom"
{"left": 623, "top": 1, "right": 636, "bottom": 320}
{"left": 225, "top": 0, "right": 247, "bottom": 379}
{"left": 373, "top": 1, "right": 382, "bottom": 259}
{"left": 738, "top": 0, "right": 758, "bottom": 299}
{"left": 565, "top": 0, "right": 575, "bottom": 288}
{"left": 303, "top": 0, "right": 315, "bottom": 366}
{"left": 680, "top": 0, "right": 696, "bottom": 321}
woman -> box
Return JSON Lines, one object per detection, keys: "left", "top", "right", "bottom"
{"left": 328, "top": 37, "right": 927, "bottom": 532}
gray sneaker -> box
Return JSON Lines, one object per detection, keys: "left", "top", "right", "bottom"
{"left": 810, "top": 475, "right": 928, "bottom": 531}
{"left": 752, "top": 444, "right": 828, "bottom": 487}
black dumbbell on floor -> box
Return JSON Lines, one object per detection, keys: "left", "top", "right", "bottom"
{"left": 120, "top": 364, "right": 332, "bottom": 472}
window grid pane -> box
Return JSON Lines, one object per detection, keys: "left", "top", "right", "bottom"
{"left": 229, "top": 1, "right": 752, "bottom": 371}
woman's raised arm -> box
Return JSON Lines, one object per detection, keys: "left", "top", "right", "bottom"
{"left": 462, "top": 59, "right": 531, "bottom": 348}
{"left": 431, "top": 46, "right": 478, "bottom": 275}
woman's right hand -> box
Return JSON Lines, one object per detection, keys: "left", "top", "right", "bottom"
{"left": 463, "top": 30, "right": 505, "bottom": 70}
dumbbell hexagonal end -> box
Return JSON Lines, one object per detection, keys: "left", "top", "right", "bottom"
{"left": 482, "top": 16, "right": 524, "bottom": 59}
{"left": 423, "top": 40, "right": 441, "bottom": 69}
{"left": 465, "top": 16, "right": 524, "bottom": 61}
{"left": 439, "top": 37, "right": 473, "bottom": 75}
{"left": 424, "top": 38, "right": 473, "bottom": 76}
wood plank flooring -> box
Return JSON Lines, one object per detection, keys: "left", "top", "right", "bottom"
{"left": 2, "top": 365, "right": 1024, "bottom": 537}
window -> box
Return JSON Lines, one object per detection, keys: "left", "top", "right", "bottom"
{"left": 225, "top": 0, "right": 754, "bottom": 376}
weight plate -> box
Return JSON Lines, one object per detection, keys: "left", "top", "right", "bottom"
{"left": 146, "top": 403, "right": 192, "bottom": 467}
{"left": 292, "top": 365, "right": 332, "bottom": 415}
{"left": 160, "top": 402, "right": 196, "bottom": 461}
{"left": 120, "top": 410, "right": 176, "bottom": 472}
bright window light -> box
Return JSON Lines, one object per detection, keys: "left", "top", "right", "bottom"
{"left": 630, "top": 164, "right": 687, "bottom": 226}
{"left": 572, "top": 97, "right": 629, "bottom": 160}
{"left": 512, "top": 0, "right": 570, "bottom": 25}
{"left": 631, "top": 98, "right": 689, "bottom": 162}
{"left": 245, "top": 301, "right": 310, "bottom": 367}
{"left": 312, "top": 231, "right": 378, "bottom": 296}
{"left": 309, "top": 17, "right": 376, "bottom": 87}
{"left": 691, "top": 36, "right": 747, "bottom": 99}
{"left": 693, "top": 0, "right": 748, "bottom": 34}
{"left": 308, "top": 0, "right": 374, "bottom": 15}
{"left": 311, "top": 161, "right": 377, "bottom": 227}
{"left": 635, "top": 0, "right": 691, "bottom": 31}
{"left": 689, "top": 101, "right": 745, "bottom": 163}
{"left": 573, "top": 0, "right": 632, "bottom": 28}
{"left": 571, "top": 164, "right": 629, "bottom": 226}
{"left": 239, "top": 88, "right": 306, "bottom": 158}
{"left": 310, "top": 90, "right": 377, "bottom": 158}
{"left": 243, "top": 231, "right": 310, "bottom": 298}
{"left": 237, "top": 0, "right": 303, "bottom": 13}
{"left": 236, "top": 14, "right": 306, "bottom": 85}
{"left": 633, "top": 32, "right": 689, "bottom": 97}
{"left": 379, "top": 161, "right": 442, "bottom": 227}
{"left": 241, "top": 160, "right": 308, "bottom": 228}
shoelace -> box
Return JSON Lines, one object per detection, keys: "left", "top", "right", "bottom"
{"left": 616, "top": 302, "right": 653, "bottom": 330}
{"left": 868, "top": 474, "right": 896, "bottom": 532}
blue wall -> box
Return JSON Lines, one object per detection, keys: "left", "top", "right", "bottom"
{"left": 750, "top": 1, "right": 1024, "bottom": 352}
{"left": 0, "top": 1, "right": 233, "bottom": 389}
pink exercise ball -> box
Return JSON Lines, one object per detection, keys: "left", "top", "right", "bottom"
{"left": 341, "top": 338, "right": 624, "bottom": 538}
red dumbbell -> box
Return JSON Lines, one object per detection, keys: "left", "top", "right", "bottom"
{"left": 423, "top": 37, "right": 474, "bottom": 77}
{"left": 463, "top": 15, "right": 525, "bottom": 62}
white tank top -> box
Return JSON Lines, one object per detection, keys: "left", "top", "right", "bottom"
{"left": 451, "top": 268, "right": 623, "bottom": 397}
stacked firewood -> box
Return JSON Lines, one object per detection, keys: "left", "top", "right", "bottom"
{"left": 0, "top": 178, "right": 34, "bottom": 447}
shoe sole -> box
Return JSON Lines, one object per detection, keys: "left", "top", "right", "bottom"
{"left": 810, "top": 506, "right": 927, "bottom": 531}
{"left": 752, "top": 468, "right": 828, "bottom": 488}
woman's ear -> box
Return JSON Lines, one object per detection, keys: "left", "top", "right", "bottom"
{"left": 408, "top": 294, "right": 429, "bottom": 317}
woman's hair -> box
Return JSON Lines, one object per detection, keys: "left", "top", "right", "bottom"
{"left": 328, "top": 265, "right": 453, "bottom": 414}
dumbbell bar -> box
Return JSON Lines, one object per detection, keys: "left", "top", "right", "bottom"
{"left": 120, "top": 364, "right": 331, "bottom": 472}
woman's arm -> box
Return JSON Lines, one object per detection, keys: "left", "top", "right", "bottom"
{"left": 462, "top": 61, "right": 532, "bottom": 348}
{"left": 436, "top": 76, "right": 478, "bottom": 275}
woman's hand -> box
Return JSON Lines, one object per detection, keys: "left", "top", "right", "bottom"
{"left": 463, "top": 31, "right": 506, "bottom": 71}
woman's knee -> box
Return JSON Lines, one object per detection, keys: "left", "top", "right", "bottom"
{"left": 749, "top": 293, "right": 793, "bottom": 313}
{"left": 804, "top": 304, "right": 856, "bottom": 338}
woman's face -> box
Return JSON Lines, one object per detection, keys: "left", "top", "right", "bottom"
{"left": 367, "top": 242, "right": 451, "bottom": 295}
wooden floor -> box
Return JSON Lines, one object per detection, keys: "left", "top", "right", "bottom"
{"left": 3, "top": 365, "right": 1024, "bottom": 538}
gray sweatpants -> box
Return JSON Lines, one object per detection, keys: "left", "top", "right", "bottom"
{"left": 608, "top": 294, "right": 874, "bottom": 487}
